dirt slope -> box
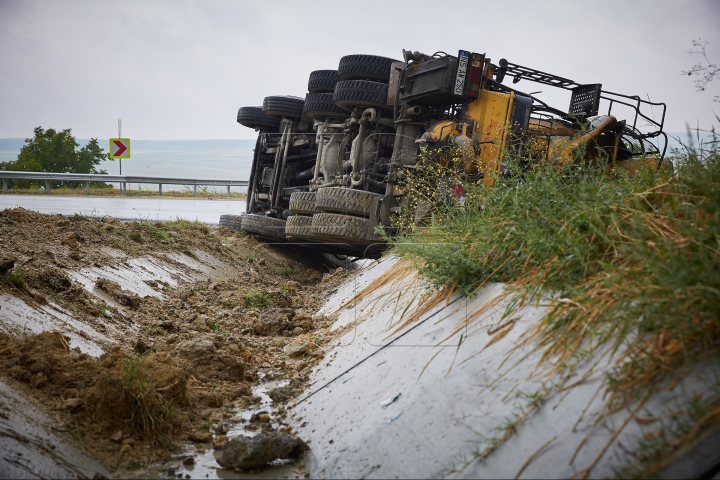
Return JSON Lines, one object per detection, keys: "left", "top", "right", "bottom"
{"left": 0, "top": 207, "right": 353, "bottom": 476}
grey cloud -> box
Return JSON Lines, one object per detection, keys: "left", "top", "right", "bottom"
{"left": 1, "top": 0, "right": 719, "bottom": 140}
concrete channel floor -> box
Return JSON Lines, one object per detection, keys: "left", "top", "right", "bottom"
{"left": 0, "top": 194, "right": 245, "bottom": 224}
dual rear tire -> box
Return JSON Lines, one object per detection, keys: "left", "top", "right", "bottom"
{"left": 240, "top": 214, "right": 287, "bottom": 240}
{"left": 288, "top": 188, "right": 381, "bottom": 245}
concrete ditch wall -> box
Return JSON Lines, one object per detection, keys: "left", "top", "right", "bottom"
{"left": 292, "top": 255, "right": 717, "bottom": 479}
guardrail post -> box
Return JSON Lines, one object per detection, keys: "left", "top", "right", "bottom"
{"left": 193, "top": 185, "right": 197, "bottom": 197}
{"left": 3, "top": 179, "right": 7, "bottom": 194}
{"left": 227, "top": 185, "right": 230, "bottom": 198}
{"left": 86, "top": 181, "right": 90, "bottom": 195}
{"left": 159, "top": 184, "right": 162, "bottom": 196}
{"left": 45, "top": 180, "right": 49, "bottom": 194}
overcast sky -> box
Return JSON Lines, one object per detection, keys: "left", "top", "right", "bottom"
{"left": 1, "top": 0, "right": 719, "bottom": 140}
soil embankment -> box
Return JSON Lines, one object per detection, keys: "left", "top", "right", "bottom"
{"left": 0, "top": 207, "right": 352, "bottom": 478}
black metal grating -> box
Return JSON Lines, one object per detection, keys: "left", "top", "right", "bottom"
{"left": 569, "top": 84, "right": 602, "bottom": 117}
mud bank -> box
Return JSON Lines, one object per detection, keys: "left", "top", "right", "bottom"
{"left": 0, "top": 207, "right": 356, "bottom": 478}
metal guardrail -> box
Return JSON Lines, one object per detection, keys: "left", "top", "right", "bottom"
{"left": 0, "top": 171, "right": 248, "bottom": 197}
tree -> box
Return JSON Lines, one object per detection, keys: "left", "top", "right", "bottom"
{"left": 0, "top": 127, "right": 113, "bottom": 188}
{"left": 681, "top": 38, "right": 719, "bottom": 103}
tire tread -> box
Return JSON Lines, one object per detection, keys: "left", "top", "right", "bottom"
{"left": 315, "top": 187, "right": 380, "bottom": 217}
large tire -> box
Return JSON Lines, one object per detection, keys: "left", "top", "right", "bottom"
{"left": 262, "top": 96, "right": 305, "bottom": 119}
{"left": 333, "top": 80, "right": 390, "bottom": 111}
{"left": 219, "top": 214, "right": 243, "bottom": 231}
{"left": 315, "top": 187, "right": 380, "bottom": 217}
{"left": 308, "top": 70, "right": 339, "bottom": 94}
{"left": 311, "top": 213, "right": 370, "bottom": 243}
{"left": 338, "top": 54, "right": 398, "bottom": 83}
{"left": 303, "top": 93, "right": 350, "bottom": 121}
{"left": 241, "top": 214, "right": 287, "bottom": 240}
{"left": 289, "top": 191, "right": 319, "bottom": 215}
{"left": 237, "top": 106, "right": 281, "bottom": 130}
{"left": 285, "top": 215, "right": 318, "bottom": 241}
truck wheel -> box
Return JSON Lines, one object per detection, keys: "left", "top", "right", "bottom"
{"left": 308, "top": 70, "right": 339, "bottom": 94}
{"left": 237, "top": 106, "right": 281, "bottom": 130}
{"left": 289, "top": 191, "right": 319, "bottom": 215}
{"left": 338, "top": 54, "right": 398, "bottom": 83}
{"left": 333, "top": 80, "right": 390, "bottom": 111}
{"left": 315, "top": 187, "right": 380, "bottom": 217}
{"left": 262, "top": 96, "right": 305, "bottom": 119}
{"left": 285, "top": 215, "right": 317, "bottom": 241}
{"left": 219, "top": 214, "right": 243, "bottom": 231}
{"left": 303, "top": 93, "right": 350, "bottom": 121}
{"left": 311, "top": 212, "right": 370, "bottom": 243}
{"left": 241, "top": 214, "right": 287, "bottom": 240}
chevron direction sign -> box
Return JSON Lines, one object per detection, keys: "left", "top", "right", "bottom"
{"left": 109, "top": 138, "right": 131, "bottom": 158}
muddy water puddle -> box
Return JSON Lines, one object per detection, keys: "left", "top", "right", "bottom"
{"left": 129, "top": 374, "right": 306, "bottom": 480}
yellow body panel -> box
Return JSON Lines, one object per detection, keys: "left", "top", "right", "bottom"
{"left": 426, "top": 120, "right": 459, "bottom": 143}
{"left": 465, "top": 90, "right": 515, "bottom": 186}
{"left": 424, "top": 91, "right": 516, "bottom": 187}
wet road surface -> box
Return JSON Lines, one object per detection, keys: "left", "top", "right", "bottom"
{"left": 0, "top": 195, "right": 245, "bottom": 224}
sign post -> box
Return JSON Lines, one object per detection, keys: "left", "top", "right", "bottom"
{"left": 109, "top": 118, "right": 131, "bottom": 195}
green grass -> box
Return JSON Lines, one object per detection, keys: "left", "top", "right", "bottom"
{"left": 141, "top": 323, "right": 162, "bottom": 336}
{"left": 243, "top": 291, "right": 272, "bottom": 308}
{"left": 121, "top": 354, "right": 177, "bottom": 443}
{"left": 212, "top": 322, "right": 230, "bottom": 339}
{"left": 71, "top": 420, "right": 85, "bottom": 446}
{"left": 391, "top": 130, "right": 720, "bottom": 398}
{"left": 165, "top": 218, "right": 207, "bottom": 232}
{"left": 146, "top": 224, "right": 170, "bottom": 242}
{"left": 390, "top": 126, "right": 720, "bottom": 470}
{"left": 7, "top": 269, "right": 26, "bottom": 289}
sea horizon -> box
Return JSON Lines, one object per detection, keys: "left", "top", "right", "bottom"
{"left": 0, "top": 138, "right": 256, "bottom": 193}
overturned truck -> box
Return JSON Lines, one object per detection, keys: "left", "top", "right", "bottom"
{"left": 220, "top": 49, "right": 667, "bottom": 258}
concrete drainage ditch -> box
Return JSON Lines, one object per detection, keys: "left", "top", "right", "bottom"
{"left": 0, "top": 208, "right": 717, "bottom": 478}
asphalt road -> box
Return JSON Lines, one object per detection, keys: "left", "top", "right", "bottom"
{"left": 0, "top": 195, "right": 245, "bottom": 224}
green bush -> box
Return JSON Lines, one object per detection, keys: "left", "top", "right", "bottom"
{"left": 0, "top": 127, "right": 111, "bottom": 189}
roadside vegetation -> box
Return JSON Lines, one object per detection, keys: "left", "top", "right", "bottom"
{"left": 0, "top": 126, "right": 111, "bottom": 189}
{"left": 390, "top": 125, "right": 720, "bottom": 475}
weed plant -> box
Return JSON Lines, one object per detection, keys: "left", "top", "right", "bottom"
{"left": 391, "top": 128, "right": 720, "bottom": 427}
{"left": 244, "top": 291, "right": 272, "bottom": 308}
{"left": 120, "top": 354, "right": 177, "bottom": 443}
{"left": 7, "top": 269, "right": 26, "bottom": 289}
